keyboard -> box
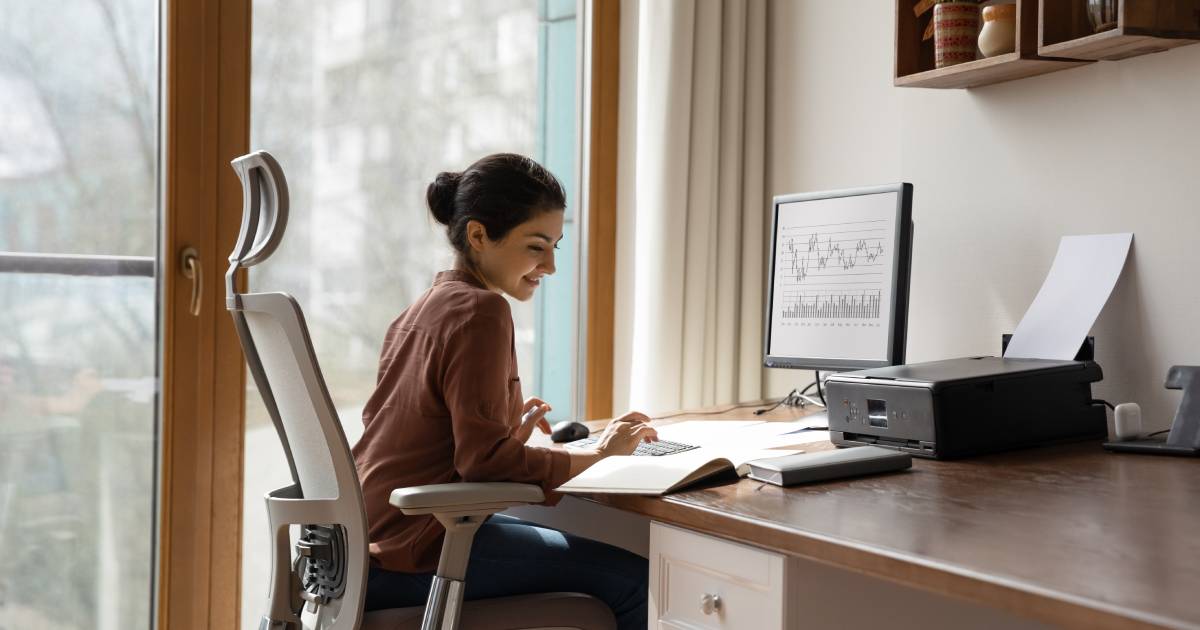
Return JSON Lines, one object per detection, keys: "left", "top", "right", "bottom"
{"left": 564, "top": 437, "right": 700, "bottom": 457}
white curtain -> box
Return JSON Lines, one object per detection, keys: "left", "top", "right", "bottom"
{"left": 622, "top": 0, "right": 768, "bottom": 414}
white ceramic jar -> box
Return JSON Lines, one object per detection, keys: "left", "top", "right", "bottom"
{"left": 979, "top": 3, "right": 1017, "bottom": 57}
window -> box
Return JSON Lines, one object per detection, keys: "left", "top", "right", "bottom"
{"left": 242, "top": 2, "right": 580, "bottom": 626}
{"left": 0, "top": 1, "right": 160, "bottom": 628}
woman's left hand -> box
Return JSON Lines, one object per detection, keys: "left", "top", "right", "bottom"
{"left": 515, "top": 396, "right": 553, "bottom": 442}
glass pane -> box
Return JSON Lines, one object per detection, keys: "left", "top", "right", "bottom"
{"left": 0, "top": 4, "right": 159, "bottom": 628}
{"left": 243, "top": 1, "right": 578, "bottom": 626}
{"left": 0, "top": 1, "right": 160, "bottom": 628}
{"left": 0, "top": 273, "right": 157, "bottom": 630}
{"left": 0, "top": 2, "right": 159, "bottom": 258}
{"left": 534, "top": 1, "right": 578, "bottom": 420}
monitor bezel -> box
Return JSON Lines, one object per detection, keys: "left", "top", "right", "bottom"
{"left": 762, "top": 183, "right": 913, "bottom": 372}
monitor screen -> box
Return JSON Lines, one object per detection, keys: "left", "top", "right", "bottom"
{"left": 764, "top": 183, "right": 913, "bottom": 371}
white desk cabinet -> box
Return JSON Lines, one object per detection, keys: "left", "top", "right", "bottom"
{"left": 649, "top": 522, "right": 787, "bottom": 629}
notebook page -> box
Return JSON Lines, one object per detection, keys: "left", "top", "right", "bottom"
{"left": 556, "top": 446, "right": 801, "bottom": 495}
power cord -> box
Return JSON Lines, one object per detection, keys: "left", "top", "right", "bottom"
{"left": 752, "top": 389, "right": 802, "bottom": 415}
{"left": 652, "top": 401, "right": 773, "bottom": 421}
{"left": 1094, "top": 398, "right": 1171, "bottom": 440}
{"left": 752, "top": 379, "right": 826, "bottom": 415}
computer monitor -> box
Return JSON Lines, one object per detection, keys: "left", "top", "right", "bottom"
{"left": 764, "top": 183, "right": 913, "bottom": 372}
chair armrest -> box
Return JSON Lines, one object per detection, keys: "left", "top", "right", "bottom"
{"left": 389, "top": 482, "right": 545, "bottom": 516}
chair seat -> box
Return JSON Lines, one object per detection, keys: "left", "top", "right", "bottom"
{"left": 361, "top": 592, "right": 616, "bottom": 630}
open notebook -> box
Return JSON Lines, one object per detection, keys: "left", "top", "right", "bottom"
{"left": 555, "top": 445, "right": 804, "bottom": 495}
{"left": 553, "top": 419, "right": 830, "bottom": 495}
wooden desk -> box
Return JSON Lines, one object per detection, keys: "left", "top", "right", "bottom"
{"left": 564, "top": 405, "right": 1200, "bottom": 629}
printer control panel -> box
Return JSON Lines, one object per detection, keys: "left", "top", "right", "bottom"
{"left": 826, "top": 380, "right": 937, "bottom": 454}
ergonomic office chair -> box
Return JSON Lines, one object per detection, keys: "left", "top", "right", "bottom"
{"left": 228, "top": 150, "right": 616, "bottom": 630}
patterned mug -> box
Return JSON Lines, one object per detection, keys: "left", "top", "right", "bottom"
{"left": 934, "top": 2, "right": 981, "bottom": 68}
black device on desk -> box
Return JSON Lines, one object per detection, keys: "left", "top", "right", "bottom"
{"left": 824, "top": 356, "right": 1107, "bottom": 459}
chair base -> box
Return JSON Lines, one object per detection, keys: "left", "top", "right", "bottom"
{"left": 361, "top": 592, "right": 616, "bottom": 630}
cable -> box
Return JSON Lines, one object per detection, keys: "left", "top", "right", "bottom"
{"left": 651, "top": 400, "right": 773, "bottom": 421}
{"left": 1091, "top": 399, "right": 1116, "bottom": 410}
{"left": 1146, "top": 428, "right": 1171, "bottom": 438}
{"left": 752, "top": 389, "right": 798, "bottom": 416}
{"left": 797, "top": 394, "right": 825, "bottom": 408}
{"left": 815, "top": 370, "right": 826, "bottom": 407}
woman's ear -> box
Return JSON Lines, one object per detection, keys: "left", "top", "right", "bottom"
{"left": 465, "top": 219, "right": 489, "bottom": 253}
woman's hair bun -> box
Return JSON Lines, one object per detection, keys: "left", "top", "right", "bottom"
{"left": 427, "top": 171, "right": 462, "bottom": 226}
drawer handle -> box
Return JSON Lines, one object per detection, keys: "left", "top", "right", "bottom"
{"left": 700, "top": 593, "right": 721, "bottom": 615}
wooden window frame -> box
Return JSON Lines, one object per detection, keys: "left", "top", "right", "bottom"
{"left": 583, "top": 0, "right": 620, "bottom": 420}
{"left": 157, "top": 0, "right": 250, "bottom": 628}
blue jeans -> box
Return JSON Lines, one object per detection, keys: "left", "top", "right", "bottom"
{"left": 365, "top": 515, "right": 648, "bottom": 630}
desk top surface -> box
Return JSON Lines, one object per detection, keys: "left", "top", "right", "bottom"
{"left": 570, "top": 404, "right": 1200, "bottom": 629}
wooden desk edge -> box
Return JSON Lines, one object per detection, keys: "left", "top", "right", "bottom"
{"left": 582, "top": 492, "right": 1187, "bottom": 630}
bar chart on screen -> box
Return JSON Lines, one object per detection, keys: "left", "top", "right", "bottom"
{"left": 781, "top": 290, "right": 882, "bottom": 319}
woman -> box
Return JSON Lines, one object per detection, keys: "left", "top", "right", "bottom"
{"left": 352, "top": 153, "right": 656, "bottom": 629}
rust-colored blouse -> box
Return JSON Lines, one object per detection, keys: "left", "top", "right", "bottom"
{"left": 352, "top": 270, "right": 571, "bottom": 573}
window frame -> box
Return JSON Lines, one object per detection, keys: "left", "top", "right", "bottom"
{"left": 157, "top": 0, "right": 250, "bottom": 628}
{"left": 580, "top": 0, "right": 620, "bottom": 420}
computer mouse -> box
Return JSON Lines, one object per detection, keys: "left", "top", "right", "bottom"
{"left": 550, "top": 420, "right": 590, "bottom": 443}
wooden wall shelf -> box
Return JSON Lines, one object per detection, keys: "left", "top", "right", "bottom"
{"left": 1039, "top": 0, "right": 1200, "bottom": 60}
{"left": 896, "top": 0, "right": 1089, "bottom": 89}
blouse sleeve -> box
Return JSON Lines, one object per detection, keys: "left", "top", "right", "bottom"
{"left": 439, "top": 296, "right": 571, "bottom": 495}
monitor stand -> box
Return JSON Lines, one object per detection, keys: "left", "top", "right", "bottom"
{"left": 1103, "top": 365, "right": 1200, "bottom": 456}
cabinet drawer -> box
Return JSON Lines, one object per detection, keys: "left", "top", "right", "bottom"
{"left": 649, "top": 522, "right": 786, "bottom": 629}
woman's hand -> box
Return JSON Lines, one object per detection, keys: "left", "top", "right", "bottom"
{"left": 514, "top": 396, "right": 553, "bottom": 443}
{"left": 594, "top": 411, "right": 658, "bottom": 456}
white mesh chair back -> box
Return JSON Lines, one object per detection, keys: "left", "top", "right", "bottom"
{"left": 228, "top": 151, "right": 368, "bottom": 630}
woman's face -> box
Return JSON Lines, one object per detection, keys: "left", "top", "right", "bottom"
{"left": 467, "top": 208, "right": 564, "bottom": 302}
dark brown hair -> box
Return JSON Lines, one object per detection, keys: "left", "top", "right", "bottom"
{"left": 427, "top": 153, "right": 566, "bottom": 256}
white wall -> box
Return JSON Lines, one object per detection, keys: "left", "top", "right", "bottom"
{"left": 766, "top": 0, "right": 1200, "bottom": 432}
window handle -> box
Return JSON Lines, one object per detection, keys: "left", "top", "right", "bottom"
{"left": 181, "top": 247, "right": 202, "bottom": 316}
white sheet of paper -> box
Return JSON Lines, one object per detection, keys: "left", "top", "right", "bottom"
{"left": 656, "top": 418, "right": 827, "bottom": 449}
{"left": 654, "top": 420, "right": 762, "bottom": 445}
{"left": 1003, "top": 233, "right": 1132, "bottom": 360}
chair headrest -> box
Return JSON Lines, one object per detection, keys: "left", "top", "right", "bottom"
{"left": 229, "top": 150, "right": 289, "bottom": 268}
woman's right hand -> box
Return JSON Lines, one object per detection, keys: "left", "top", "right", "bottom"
{"left": 594, "top": 411, "right": 658, "bottom": 457}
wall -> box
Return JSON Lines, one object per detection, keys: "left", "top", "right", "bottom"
{"left": 766, "top": 0, "right": 1200, "bottom": 432}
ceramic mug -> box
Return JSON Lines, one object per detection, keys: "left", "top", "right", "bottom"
{"left": 934, "top": 2, "right": 981, "bottom": 68}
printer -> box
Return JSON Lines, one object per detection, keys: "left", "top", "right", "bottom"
{"left": 824, "top": 356, "right": 1107, "bottom": 459}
